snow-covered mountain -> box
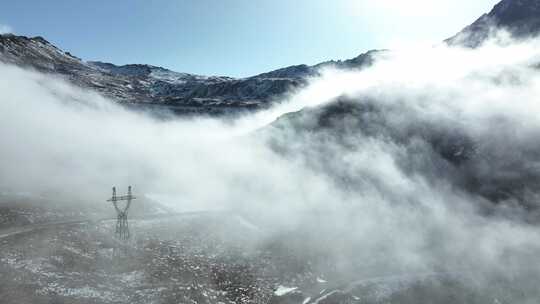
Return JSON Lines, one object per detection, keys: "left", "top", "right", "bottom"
{"left": 2, "top": 0, "right": 540, "bottom": 115}
{"left": 0, "top": 34, "right": 379, "bottom": 115}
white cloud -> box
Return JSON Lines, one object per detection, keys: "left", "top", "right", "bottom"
{"left": 0, "top": 24, "right": 12, "bottom": 34}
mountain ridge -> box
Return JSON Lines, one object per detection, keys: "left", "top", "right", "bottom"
{"left": 0, "top": 32, "right": 380, "bottom": 115}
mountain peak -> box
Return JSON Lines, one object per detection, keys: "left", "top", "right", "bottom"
{"left": 447, "top": 0, "right": 540, "bottom": 47}
{"left": 30, "top": 36, "right": 51, "bottom": 45}
{"left": 490, "top": 0, "right": 540, "bottom": 27}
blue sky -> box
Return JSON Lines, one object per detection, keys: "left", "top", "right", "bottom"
{"left": 0, "top": 0, "right": 500, "bottom": 77}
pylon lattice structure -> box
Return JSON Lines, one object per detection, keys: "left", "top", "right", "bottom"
{"left": 106, "top": 186, "right": 136, "bottom": 241}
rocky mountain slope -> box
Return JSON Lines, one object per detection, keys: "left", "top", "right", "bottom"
{"left": 446, "top": 0, "right": 540, "bottom": 47}
{"left": 259, "top": 0, "right": 540, "bottom": 216}
{"left": 265, "top": 97, "right": 540, "bottom": 220}
{"left": 0, "top": 34, "right": 379, "bottom": 115}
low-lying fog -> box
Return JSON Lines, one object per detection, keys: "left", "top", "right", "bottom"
{"left": 1, "top": 34, "right": 540, "bottom": 299}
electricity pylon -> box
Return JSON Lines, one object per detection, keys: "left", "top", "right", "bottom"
{"left": 106, "top": 186, "right": 136, "bottom": 241}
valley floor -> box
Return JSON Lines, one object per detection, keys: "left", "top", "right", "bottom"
{"left": 0, "top": 205, "right": 536, "bottom": 304}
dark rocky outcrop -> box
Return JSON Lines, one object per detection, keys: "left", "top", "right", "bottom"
{"left": 446, "top": 0, "right": 540, "bottom": 47}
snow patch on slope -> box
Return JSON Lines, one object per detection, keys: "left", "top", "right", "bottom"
{"left": 274, "top": 285, "right": 298, "bottom": 296}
